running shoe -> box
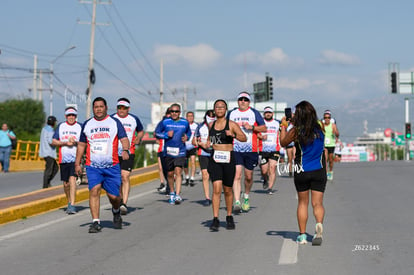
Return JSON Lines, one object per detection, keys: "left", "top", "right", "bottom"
{"left": 157, "top": 182, "right": 165, "bottom": 192}
{"left": 113, "top": 210, "right": 123, "bottom": 229}
{"left": 312, "top": 223, "right": 323, "bottom": 246}
{"left": 263, "top": 179, "right": 269, "bottom": 190}
{"left": 267, "top": 189, "right": 273, "bottom": 195}
{"left": 174, "top": 194, "right": 183, "bottom": 204}
{"left": 120, "top": 203, "right": 128, "bottom": 215}
{"left": 169, "top": 192, "right": 176, "bottom": 205}
{"left": 189, "top": 179, "right": 195, "bottom": 187}
{"left": 209, "top": 217, "right": 219, "bottom": 231}
{"left": 327, "top": 171, "right": 333, "bottom": 181}
{"left": 241, "top": 197, "right": 250, "bottom": 212}
{"left": 184, "top": 178, "right": 189, "bottom": 186}
{"left": 88, "top": 221, "right": 102, "bottom": 233}
{"left": 203, "top": 199, "right": 211, "bottom": 207}
{"left": 76, "top": 177, "right": 81, "bottom": 186}
{"left": 233, "top": 200, "right": 241, "bottom": 214}
{"left": 66, "top": 204, "right": 77, "bottom": 215}
{"left": 296, "top": 233, "right": 308, "bottom": 244}
{"left": 226, "top": 215, "right": 235, "bottom": 230}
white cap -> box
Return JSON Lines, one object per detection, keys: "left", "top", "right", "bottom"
{"left": 117, "top": 100, "right": 130, "bottom": 107}
{"left": 263, "top": 106, "right": 273, "bottom": 113}
{"left": 65, "top": 107, "right": 77, "bottom": 116}
{"left": 237, "top": 92, "right": 251, "bottom": 101}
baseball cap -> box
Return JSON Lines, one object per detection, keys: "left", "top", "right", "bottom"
{"left": 47, "top": 116, "right": 57, "bottom": 123}
{"left": 64, "top": 107, "right": 78, "bottom": 116}
{"left": 263, "top": 106, "right": 273, "bottom": 113}
{"left": 237, "top": 92, "right": 251, "bottom": 101}
{"left": 323, "top": 110, "right": 332, "bottom": 116}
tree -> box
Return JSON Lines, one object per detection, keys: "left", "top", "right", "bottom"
{"left": 0, "top": 99, "right": 45, "bottom": 140}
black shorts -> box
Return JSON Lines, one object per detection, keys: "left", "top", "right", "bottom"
{"left": 165, "top": 156, "right": 186, "bottom": 172}
{"left": 186, "top": 148, "right": 197, "bottom": 157}
{"left": 120, "top": 154, "right": 135, "bottom": 172}
{"left": 207, "top": 151, "right": 235, "bottom": 187}
{"left": 294, "top": 168, "right": 327, "bottom": 193}
{"left": 325, "top": 147, "right": 335, "bottom": 154}
{"left": 199, "top": 155, "right": 210, "bottom": 170}
{"left": 259, "top": 151, "right": 280, "bottom": 165}
{"left": 60, "top": 163, "right": 76, "bottom": 182}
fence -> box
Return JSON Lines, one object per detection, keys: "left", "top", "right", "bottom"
{"left": 11, "top": 140, "right": 41, "bottom": 161}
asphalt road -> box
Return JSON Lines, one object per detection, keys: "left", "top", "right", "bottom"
{"left": 0, "top": 161, "right": 413, "bottom": 275}
{"left": 0, "top": 170, "right": 61, "bottom": 198}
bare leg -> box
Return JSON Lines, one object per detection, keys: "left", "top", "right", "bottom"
{"left": 233, "top": 165, "right": 243, "bottom": 201}
{"left": 297, "top": 190, "right": 310, "bottom": 234}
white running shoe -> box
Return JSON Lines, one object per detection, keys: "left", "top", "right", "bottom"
{"left": 312, "top": 223, "right": 323, "bottom": 246}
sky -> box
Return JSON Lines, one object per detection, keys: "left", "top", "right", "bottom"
{"left": 1, "top": 0, "right": 414, "bottom": 142}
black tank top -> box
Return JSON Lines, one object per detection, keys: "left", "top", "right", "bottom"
{"left": 209, "top": 119, "right": 233, "bottom": 145}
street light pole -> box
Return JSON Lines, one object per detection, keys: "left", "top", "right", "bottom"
{"left": 49, "top": 46, "right": 76, "bottom": 115}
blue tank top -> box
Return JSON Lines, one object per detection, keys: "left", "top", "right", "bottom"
{"left": 294, "top": 128, "right": 325, "bottom": 172}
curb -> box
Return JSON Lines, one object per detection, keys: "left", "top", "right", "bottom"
{"left": 0, "top": 169, "right": 159, "bottom": 225}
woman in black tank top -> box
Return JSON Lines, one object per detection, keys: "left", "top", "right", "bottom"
{"left": 207, "top": 99, "right": 246, "bottom": 232}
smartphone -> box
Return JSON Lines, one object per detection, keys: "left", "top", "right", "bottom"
{"left": 285, "top": 108, "right": 292, "bottom": 120}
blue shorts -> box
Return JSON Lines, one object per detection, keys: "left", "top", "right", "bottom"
{"left": 233, "top": 152, "right": 258, "bottom": 170}
{"left": 86, "top": 164, "right": 121, "bottom": 196}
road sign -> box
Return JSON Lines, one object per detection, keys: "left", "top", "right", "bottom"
{"left": 395, "top": 134, "right": 406, "bottom": 146}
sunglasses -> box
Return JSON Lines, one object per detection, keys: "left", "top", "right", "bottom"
{"left": 117, "top": 106, "right": 128, "bottom": 110}
{"left": 170, "top": 110, "right": 180, "bottom": 113}
{"left": 66, "top": 114, "right": 77, "bottom": 117}
{"left": 238, "top": 97, "right": 250, "bottom": 102}
{"left": 324, "top": 116, "right": 331, "bottom": 119}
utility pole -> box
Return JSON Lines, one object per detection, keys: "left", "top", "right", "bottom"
{"left": 159, "top": 59, "right": 164, "bottom": 120}
{"left": 80, "top": 0, "right": 110, "bottom": 119}
{"left": 32, "top": 55, "right": 38, "bottom": 100}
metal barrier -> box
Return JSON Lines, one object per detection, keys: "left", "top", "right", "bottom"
{"left": 11, "top": 140, "right": 41, "bottom": 161}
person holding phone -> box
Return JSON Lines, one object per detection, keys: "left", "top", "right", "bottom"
{"left": 280, "top": 100, "right": 326, "bottom": 246}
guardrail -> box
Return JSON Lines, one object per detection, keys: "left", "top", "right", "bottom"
{"left": 11, "top": 140, "right": 41, "bottom": 161}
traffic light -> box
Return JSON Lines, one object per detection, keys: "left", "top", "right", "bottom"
{"left": 266, "top": 76, "right": 273, "bottom": 100}
{"left": 405, "top": 123, "right": 411, "bottom": 139}
{"left": 391, "top": 132, "right": 395, "bottom": 141}
{"left": 391, "top": 72, "right": 398, "bottom": 94}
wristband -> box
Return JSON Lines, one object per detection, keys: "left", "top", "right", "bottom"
{"left": 252, "top": 125, "right": 255, "bottom": 131}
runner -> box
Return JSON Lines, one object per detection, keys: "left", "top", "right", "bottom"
{"left": 280, "top": 100, "right": 326, "bottom": 246}
{"left": 112, "top": 98, "right": 144, "bottom": 215}
{"left": 75, "top": 97, "right": 130, "bottom": 233}
{"left": 227, "top": 91, "right": 266, "bottom": 213}
{"left": 52, "top": 107, "right": 82, "bottom": 214}
{"left": 154, "top": 103, "right": 191, "bottom": 205}
{"left": 258, "top": 106, "right": 280, "bottom": 194}
{"left": 183, "top": 111, "right": 198, "bottom": 186}
{"left": 322, "top": 110, "right": 339, "bottom": 180}
{"left": 207, "top": 99, "right": 246, "bottom": 231}
{"left": 156, "top": 108, "right": 171, "bottom": 194}
{"left": 193, "top": 109, "right": 215, "bottom": 206}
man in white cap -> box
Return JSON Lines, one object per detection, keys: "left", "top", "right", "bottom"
{"left": 227, "top": 91, "right": 267, "bottom": 213}
{"left": 258, "top": 106, "right": 280, "bottom": 194}
{"left": 52, "top": 106, "right": 82, "bottom": 214}
{"left": 112, "top": 97, "right": 144, "bottom": 215}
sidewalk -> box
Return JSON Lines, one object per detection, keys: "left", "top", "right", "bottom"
{"left": 0, "top": 164, "right": 159, "bottom": 225}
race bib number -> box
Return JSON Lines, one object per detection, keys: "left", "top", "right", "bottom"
{"left": 213, "top": 150, "right": 231, "bottom": 163}
{"left": 324, "top": 138, "right": 331, "bottom": 145}
{"left": 166, "top": 146, "right": 180, "bottom": 156}
{"left": 266, "top": 135, "right": 276, "bottom": 143}
{"left": 91, "top": 142, "right": 108, "bottom": 155}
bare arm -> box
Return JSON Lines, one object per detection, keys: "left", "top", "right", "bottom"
{"left": 279, "top": 117, "right": 296, "bottom": 147}
{"left": 230, "top": 121, "right": 247, "bottom": 142}
{"left": 74, "top": 142, "right": 86, "bottom": 176}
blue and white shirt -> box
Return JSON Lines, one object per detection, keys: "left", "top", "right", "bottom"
{"left": 155, "top": 117, "right": 191, "bottom": 158}
{"left": 53, "top": 121, "right": 82, "bottom": 163}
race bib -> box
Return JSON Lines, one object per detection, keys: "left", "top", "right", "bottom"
{"left": 91, "top": 141, "right": 108, "bottom": 155}
{"left": 213, "top": 150, "right": 231, "bottom": 163}
{"left": 266, "top": 135, "right": 276, "bottom": 143}
{"left": 324, "top": 138, "right": 331, "bottom": 145}
{"left": 166, "top": 146, "right": 180, "bottom": 156}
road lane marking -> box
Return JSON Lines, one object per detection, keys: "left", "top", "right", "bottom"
{"left": 0, "top": 189, "right": 155, "bottom": 242}
{"left": 278, "top": 238, "right": 298, "bottom": 264}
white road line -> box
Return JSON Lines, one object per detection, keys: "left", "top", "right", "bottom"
{"left": 0, "top": 189, "right": 155, "bottom": 242}
{"left": 278, "top": 238, "right": 298, "bottom": 265}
